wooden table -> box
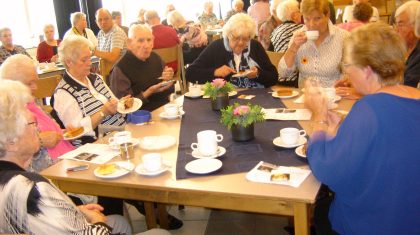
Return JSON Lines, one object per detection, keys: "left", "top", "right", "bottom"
{"left": 37, "top": 57, "right": 100, "bottom": 79}
{"left": 41, "top": 88, "right": 355, "bottom": 235}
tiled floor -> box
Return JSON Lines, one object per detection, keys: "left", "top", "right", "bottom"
{"left": 126, "top": 204, "right": 291, "bottom": 235}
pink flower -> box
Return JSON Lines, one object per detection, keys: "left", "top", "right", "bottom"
{"left": 233, "top": 105, "right": 250, "bottom": 116}
{"left": 211, "top": 78, "right": 226, "bottom": 88}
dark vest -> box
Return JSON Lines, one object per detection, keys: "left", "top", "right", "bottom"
{"left": 115, "top": 51, "right": 173, "bottom": 111}
{"left": 51, "top": 72, "right": 125, "bottom": 145}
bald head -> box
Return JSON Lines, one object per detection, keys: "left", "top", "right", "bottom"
{"left": 96, "top": 8, "right": 114, "bottom": 32}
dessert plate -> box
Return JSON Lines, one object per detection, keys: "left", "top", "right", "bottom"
{"left": 117, "top": 98, "right": 142, "bottom": 114}
{"left": 94, "top": 161, "right": 134, "bottom": 179}
{"left": 159, "top": 110, "right": 185, "bottom": 119}
{"left": 185, "top": 158, "right": 222, "bottom": 174}
{"left": 135, "top": 161, "right": 171, "bottom": 176}
{"left": 272, "top": 90, "right": 299, "bottom": 99}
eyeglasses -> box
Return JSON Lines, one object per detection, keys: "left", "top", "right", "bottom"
{"left": 27, "top": 121, "right": 38, "bottom": 127}
{"left": 229, "top": 34, "right": 250, "bottom": 43}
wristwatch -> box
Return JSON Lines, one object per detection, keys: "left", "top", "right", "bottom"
{"left": 99, "top": 111, "right": 105, "bottom": 118}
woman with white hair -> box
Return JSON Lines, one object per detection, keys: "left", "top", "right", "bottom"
{"left": 224, "top": 0, "right": 245, "bottom": 22}
{"left": 186, "top": 13, "right": 278, "bottom": 88}
{"left": 167, "top": 10, "right": 208, "bottom": 64}
{"left": 51, "top": 36, "right": 125, "bottom": 146}
{"left": 63, "top": 12, "right": 98, "bottom": 48}
{"left": 0, "top": 54, "right": 74, "bottom": 172}
{"left": 36, "top": 24, "right": 61, "bottom": 63}
{"left": 258, "top": 0, "right": 283, "bottom": 50}
{"left": 198, "top": 1, "right": 223, "bottom": 28}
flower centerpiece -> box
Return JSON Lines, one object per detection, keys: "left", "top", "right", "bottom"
{"left": 220, "top": 103, "right": 265, "bottom": 141}
{"left": 203, "top": 78, "right": 234, "bottom": 110}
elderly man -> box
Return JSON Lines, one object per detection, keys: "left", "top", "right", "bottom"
{"left": 112, "top": 11, "right": 129, "bottom": 35}
{"left": 64, "top": 12, "right": 98, "bottom": 48}
{"left": 198, "top": 1, "right": 223, "bottom": 28}
{"left": 395, "top": 0, "right": 420, "bottom": 87}
{"left": 109, "top": 24, "right": 175, "bottom": 111}
{"left": 145, "top": 10, "right": 179, "bottom": 71}
{"left": 93, "top": 8, "right": 127, "bottom": 64}
{"left": 0, "top": 27, "right": 31, "bottom": 65}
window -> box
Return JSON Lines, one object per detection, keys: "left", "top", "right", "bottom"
{"left": 0, "top": 0, "right": 58, "bottom": 48}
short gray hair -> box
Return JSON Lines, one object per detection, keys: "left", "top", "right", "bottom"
{"left": 223, "top": 13, "right": 256, "bottom": 38}
{"left": 0, "top": 79, "right": 31, "bottom": 157}
{"left": 0, "top": 27, "right": 11, "bottom": 36}
{"left": 128, "top": 24, "right": 152, "bottom": 39}
{"left": 395, "top": 0, "right": 420, "bottom": 25}
{"left": 0, "top": 54, "right": 36, "bottom": 83}
{"left": 58, "top": 35, "right": 91, "bottom": 69}
{"left": 167, "top": 11, "right": 186, "bottom": 28}
{"left": 111, "top": 11, "right": 122, "bottom": 19}
{"left": 145, "top": 10, "right": 160, "bottom": 23}
{"left": 70, "top": 12, "right": 86, "bottom": 27}
{"left": 233, "top": 0, "right": 244, "bottom": 7}
{"left": 277, "top": 0, "right": 300, "bottom": 22}
{"left": 43, "top": 24, "right": 55, "bottom": 33}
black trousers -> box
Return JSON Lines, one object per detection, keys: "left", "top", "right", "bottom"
{"left": 314, "top": 185, "right": 339, "bottom": 235}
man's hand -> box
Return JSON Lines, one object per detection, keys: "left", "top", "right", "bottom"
{"left": 161, "top": 66, "right": 174, "bottom": 81}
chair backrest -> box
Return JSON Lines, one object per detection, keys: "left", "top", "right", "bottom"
{"left": 153, "top": 45, "right": 187, "bottom": 93}
{"left": 99, "top": 58, "right": 114, "bottom": 84}
{"left": 266, "top": 51, "right": 284, "bottom": 70}
{"left": 33, "top": 75, "right": 61, "bottom": 100}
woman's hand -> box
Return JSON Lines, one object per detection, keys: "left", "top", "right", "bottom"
{"left": 290, "top": 31, "right": 307, "bottom": 50}
{"left": 161, "top": 66, "right": 174, "bottom": 81}
{"left": 247, "top": 66, "right": 259, "bottom": 79}
{"left": 214, "top": 65, "right": 236, "bottom": 78}
{"left": 39, "top": 131, "right": 62, "bottom": 148}
{"left": 102, "top": 98, "right": 118, "bottom": 116}
{"left": 304, "top": 79, "right": 328, "bottom": 122}
{"left": 78, "top": 204, "right": 107, "bottom": 224}
{"left": 335, "top": 87, "right": 362, "bottom": 100}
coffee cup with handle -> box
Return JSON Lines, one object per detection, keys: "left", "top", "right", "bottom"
{"left": 305, "top": 30, "right": 319, "bottom": 40}
{"left": 164, "top": 104, "right": 180, "bottom": 117}
{"left": 191, "top": 130, "right": 223, "bottom": 157}
{"left": 323, "top": 87, "right": 336, "bottom": 109}
{"left": 108, "top": 131, "right": 132, "bottom": 147}
{"left": 280, "top": 128, "right": 306, "bottom": 146}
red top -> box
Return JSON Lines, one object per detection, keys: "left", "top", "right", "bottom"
{"left": 152, "top": 24, "right": 180, "bottom": 71}
{"left": 36, "top": 40, "right": 61, "bottom": 62}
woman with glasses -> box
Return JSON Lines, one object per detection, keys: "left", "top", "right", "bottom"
{"left": 304, "top": 23, "right": 420, "bottom": 235}
{"left": 279, "top": 0, "right": 349, "bottom": 88}
{"left": 186, "top": 13, "right": 278, "bottom": 88}
{"left": 0, "top": 54, "right": 74, "bottom": 172}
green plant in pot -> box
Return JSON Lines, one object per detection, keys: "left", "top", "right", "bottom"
{"left": 203, "top": 78, "right": 234, "bottom": 110}
{"left": 220, "top": 103, "right": 265, "bottom": 141}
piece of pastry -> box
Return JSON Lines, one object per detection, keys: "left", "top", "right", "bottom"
{"left": 124, "top": 97, "right": 134, "bottom": 109}
{"left": 276, "top": 89, "right": 293, "bottom": 96}
{"left": 97, "top": 163, "right": 117, "bottom": 175}
{"left": 63, "top": 127, "right": 84, "bottom": 138}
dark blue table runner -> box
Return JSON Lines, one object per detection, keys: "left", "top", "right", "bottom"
{"left": 176, "top": 88, "right": 307, "bottom": 180}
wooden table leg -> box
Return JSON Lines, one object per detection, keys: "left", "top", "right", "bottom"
{"left": 157, "top": 203, "right": 169, "bottom": 229}
{"left": 294, "top": 202, "right": 310, "bottom": 235}
{"left": 144, "top": 202, "right": 157, "bottom": 229}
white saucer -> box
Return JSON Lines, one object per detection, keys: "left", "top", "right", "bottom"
{"left": 185, "top": 158, "right": 222, "bottom": 174}
{"left": 159, "top": 110, "right": 185, "bottom": 119}
{"left": 184, "top": 91, "right": 203, "bottom": 98}
{"left": 191, "top": 146, "right": 226, "bottom": 159}
{"left": 94, "top": 161, "right": 135, "bottom": 179}
{"left": 117, "top": 98, "right": 143, "bottom": 114}
{"left": 272, "top": 90, "right": 300, "bottom": 99}
{"left": 135, "top": 161, "right": 171, "bottom": 176}
{"left": 295, "top": 145, "right": 307, "bottom": 158}
{"left": 109, "top": 138, "right": 140, "bottom": 150}
{"left": 139, "top": 135, "right": 176, "bottom": 150}
{"left": 273, "top": 136, "right": 307, "bottom": 148}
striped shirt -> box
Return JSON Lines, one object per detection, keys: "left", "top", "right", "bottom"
{"left": 271, "top": 22, "right": 303, "bottom": 53}
{"left": 97, "top": 25, "right": 127, "bottom": 56}
{"left": 279, "top": 21, "right": 349, "bottom": 87}
{"left": 0, "top": 45, "right": 31, "bottom": 65}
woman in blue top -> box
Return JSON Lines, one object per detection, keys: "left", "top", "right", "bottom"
{"left": 304, "top": 22, "right": 420, "bottom": 235}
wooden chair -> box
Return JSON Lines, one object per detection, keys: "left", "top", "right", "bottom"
{"left": 99, "top": 58, "right": 114, "bottom": 85}
{"left": 33, "top": 75, "right": 62, "bottom": 113}
{"left": 153, "top": 45, "right": 187, "bottom": 94}
{"left": 266, "top": 51, "right": 284, "bottom": 70}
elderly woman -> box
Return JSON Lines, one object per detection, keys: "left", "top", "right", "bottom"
{"left": 279, "top": 0, "right": 349, "bottom": 88}
{"left": 63, "top": 12, "right": 98, "bottom": 48}
{"left": 36, "top": 24, "right": 61, "bottom": 63}
{"left": 338, "top": 2, "right": 373, "bottom": 32}
{"left": 0, "top": 80, "right": 135, "bottom": 235}
{"left": 247, "top": 0, "right": 270, "bottom": 26}
{"left": 52, "top": 36, "right": 125, "bottom": 146}
{"left": 0, "top": 54, "right": 74, "bottom": 172}
{"left": 198, "top": 1, "right": 223, "bottom": 29}
{"left": 342, "top": 0, "right": 379, "bottom": 23}
{"left": 186, "top": 13, "right": 278, "bottom": 88}
{"left": 304, "top": 23, "right": 420, "bottom": 234}
{"left": 167, "top": 10, "right": 208, "bottom": 64}
{"left": 224, "top": 0, "right": 245, "bottom": 22}
{"left": 258, "top": 0, "right": 282, "bottom": 51}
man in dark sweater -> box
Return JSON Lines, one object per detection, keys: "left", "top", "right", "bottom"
{"left": 109, "top": 24, "right": 175, "bottom": 111}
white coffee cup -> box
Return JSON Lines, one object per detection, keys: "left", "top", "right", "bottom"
{"left": 280, "top": 128, "right": 306, "bottom": 146}
{"left": 323, "top": 87, "right": 336, "bottom": 109}
{"left": 164, "top": 104, "right": 180, "bottom": 117}
{"left": 191, "top": 130, "right": 223, "bottom": 157}
{"left": 306, "top": 30, "right": 319, "bottom": 40}
{"left": 189, "top": 85, "right": 202, "bottom": 96}
{"left": 142, "top": 153, "right": 162, "bottom": 172}
{"left": 108, "top": 131, "right": 132, "bottom": 146}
